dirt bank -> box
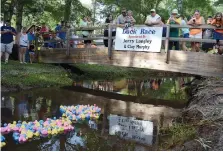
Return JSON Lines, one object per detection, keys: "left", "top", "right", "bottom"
{"left": 159, "top": 77, "right": 223, "bottom": 151}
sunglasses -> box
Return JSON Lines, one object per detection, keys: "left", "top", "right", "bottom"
{"left": 217, "top": 16, "right": 221, "bottom": 17}
{"left": 122, "top": 12, "right": 126, "bottom": 13}
{"left": 151, "top": 11, "right": 155, "bottom": 13}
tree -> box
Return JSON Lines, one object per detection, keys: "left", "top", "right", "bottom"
{"left": 1, "top": 0, "right": 16, "bottom": 23}
{"left": 64, "top": 0, "right": 72, "bottom": 21}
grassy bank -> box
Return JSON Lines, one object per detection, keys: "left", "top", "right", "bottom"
{"left": 1, "top": 60, "right": 73, "bottom": 91}
{"left": 1, "top": 61, "right": 191, "bottom": 92}
{"left": 69, "top": 63, "right": 189, "bottom": 80}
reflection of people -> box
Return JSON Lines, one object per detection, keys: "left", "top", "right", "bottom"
{"left": 1, "top": 96, "right": 13, "bottom": 123}
{"left": 150, "top": 79, "right": 162, "bottom": 90}
{"left": 17, "top": 100, "right": 29, "bottom": 119}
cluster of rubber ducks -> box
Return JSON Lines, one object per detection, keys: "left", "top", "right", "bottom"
{"left": 60, "top": 104, "right": 101, "bottom": 121}
{"left": 1, "top": 135, "right": 6, "bottom": 148}
{"left": 1, "top": 117, "right": 74, "bottom": 146}
{"left": 0, "top": 104, "right": 101, "bottom": 148}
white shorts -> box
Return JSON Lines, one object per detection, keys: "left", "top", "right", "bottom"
{"left": 189, "top": 32, "right": 202, "bottom": 39}
{"left": 1, "top": 42, "right": 14, "bottom": 54}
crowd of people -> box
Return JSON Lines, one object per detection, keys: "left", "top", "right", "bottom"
{"left": 1, "top": 8, "right": 222, "bottom": 64}
{"left": 104, "top": 8, "right": 222, "bottom": 54}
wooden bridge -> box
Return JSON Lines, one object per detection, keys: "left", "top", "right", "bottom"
{"left": 37, "top": 24, "right": 223, "bottom": 77}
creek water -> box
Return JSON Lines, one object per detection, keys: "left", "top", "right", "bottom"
{"left": 1, "top": 76, "right": 193, "bottom": 151}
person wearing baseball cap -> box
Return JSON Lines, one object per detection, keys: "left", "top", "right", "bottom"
{"left": 145, "top": 9, "right": 162, "bottom": 27}
{"left": 167, "top": 9, "right": 181, "bottom": 50}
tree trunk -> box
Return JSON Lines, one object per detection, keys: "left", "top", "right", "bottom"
{"left": 93, "top": 0, "right": 97, "bottom": 25}
{"left": 64, "top": 0, "right": 72, "bottom": 21}
{"left": 2, "top": 0, "right": 16, "bottom": 24}
{"left": 15, "top": 2, "right": 24, "bottom": 32}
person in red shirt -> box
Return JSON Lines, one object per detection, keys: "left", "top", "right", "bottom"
{"left": 40, "top": 23, "right": 50, "bottom": 47}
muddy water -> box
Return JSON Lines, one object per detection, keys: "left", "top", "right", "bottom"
{"left": 1, "top": 77, "right": 193, "bottom": 151}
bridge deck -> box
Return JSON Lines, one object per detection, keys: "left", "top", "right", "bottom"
{"left": 38, "top": 48, "right": 223, "bottom": 77}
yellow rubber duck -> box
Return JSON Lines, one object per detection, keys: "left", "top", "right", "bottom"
{"left": 21, "top": 130, "right": 26, "bottom": 134}
{"left": 95, "top": 114, "right": 99, "bottom": 119}
{"left": 34, "top": 132, "right": 40, "bottom": 137}
{"left": 22, "top": 121, "right": 27, "bottom": 125}
{"left": 48, "top": 129, "right": 52, "bottom": 135}
{"left": 52, "top": 129, "right": 58, "bottom": 135}
{"left": 59, "top": 127, "right": 64, "bottom": 133}
{"left": 27, "top": 131, "right": 33, "bottom": 139}
{"left": 81, "top": 114, "right": 85, "bottom": 120}
{"left": 1, "top": 142, "right": 6, "bottom": 148}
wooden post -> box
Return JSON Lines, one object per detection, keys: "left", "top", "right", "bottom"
{"left": 165, "top": 24, "right": 170, "bottom": 64}
{"left": 101, "top": 102, "right": 108, "bottom": 136}
{"left": 35, "top": 32, "right": 39, "bottom": 62}
{"left": 66, "top": 29, "right": 70, "bottom": 56}
{"left": 108, "top": 24, "right": 113, "bottom": 60}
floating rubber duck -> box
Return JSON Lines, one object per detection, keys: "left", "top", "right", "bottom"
{"left": 1, "top": 142, "right": 6, "bottom": 148}
{"left": 41, "top": 129, "right": 48, "bottom": 137}
{"left": 34, "top": 131, "right": 40, "bottom": 137}
{"left": 27, "top": 131, "right": 33, "bottom": 139}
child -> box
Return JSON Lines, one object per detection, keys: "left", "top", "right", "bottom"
{"left": 208, "top": 40, "right": 223, "bottom": 55}
{"left": 28, "top": 45, "right": 35, "bottom": 64}
{"left": 17, "top": 27, "right": 29, "bottom": 64}
{"left": 214, "top": 40, "right": 223, "bottom": 55}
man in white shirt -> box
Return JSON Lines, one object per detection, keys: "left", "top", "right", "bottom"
{"left": 145, "top": 9, "right": 162, "bottom": 27}
{"left": 116, "top": 8, "right": 128, "bottom": 27}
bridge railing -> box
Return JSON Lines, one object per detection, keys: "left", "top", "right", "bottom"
{"left": 37, "top": 24, "right": 222, "bottom": 63}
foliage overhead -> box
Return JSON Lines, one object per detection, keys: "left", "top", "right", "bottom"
{"left": 1, "top": 0, "right": 220, "bottom": 29}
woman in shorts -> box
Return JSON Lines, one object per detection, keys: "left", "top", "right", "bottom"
{"left": 187, "top": 10, "right": 205, "bottom": 52}
{"left": 17, "top": 27, "right": 29, "bottom": 64}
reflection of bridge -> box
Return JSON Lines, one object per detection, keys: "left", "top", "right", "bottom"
{"left": 37, "top": 25, "right": 223, "bottom": 77}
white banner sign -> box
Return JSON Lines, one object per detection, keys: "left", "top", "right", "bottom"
{"left": 115, "top": 26, "right": 163, "bottom": 52}
{"left": 109, "top": 115, "right": 154, "bottom": 145}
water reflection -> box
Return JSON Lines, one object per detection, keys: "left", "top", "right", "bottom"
{"left": 73, "top": 77, "right": 193, "bottom": 100}
{"left": 1, "top": 79, "right": 186, "bottom": 151}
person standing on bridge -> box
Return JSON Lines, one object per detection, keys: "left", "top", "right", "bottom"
{"left": 126, "top": 10, "right": 136, "bottom": 27}
{"left": 80, "top": 16, "right": 92, "bottom": 48}
{"left": 180, "top": 15, "right": 189, "bottom": 51}
{"left": 144, "top": 9, "right": 162, "bottom": 27}
{"left": 104, "top": 14, "right": 116, "bottom": 47}
{"left": 17, "top": 27, "right": 29, "bottom": 64}
{"left": 211, "top": 12, "right": 223, "bottom": 40}
{"left": 167, "top": 9, "right": 181, "bottom": 51}
{"left": 40, "top": 23, "right": 50, "bottom": 48}
{"left": 187, "top": 10, "right": 205, "bottom": 52}
{"left": 1, "top": 20, "right": 17, "bottom": 64}
{"left": 116, "top": 8, "right": 128, "bottom": 27}
{"left": 55, "top": 21, "right": 67, "bottom": 48}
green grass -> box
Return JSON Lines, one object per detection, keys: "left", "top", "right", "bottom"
{"left": 70, "top": 63, "right": 186, "bottom": 80}
{"left": 158, "top": 123, "right": 197, "bottom": 150}
{"left": 1, "top": 60, "right": 73, "bottom": 90}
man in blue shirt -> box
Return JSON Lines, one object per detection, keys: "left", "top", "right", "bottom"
{"left": 55, "top": 21, "right": 66, "bottom": 48}
{"left": 1, "top": 20, "right": 16, "bottom": 64}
